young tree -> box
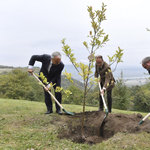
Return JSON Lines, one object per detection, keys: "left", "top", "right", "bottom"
{"left": 62, "top": 3, "right": 123, "bottom": 138}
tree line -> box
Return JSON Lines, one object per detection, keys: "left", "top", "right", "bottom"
{"left": 0, "top": 68, "right": 149, "bottom": 112}
{"left": 86, "top": 71, "right": 150, "bottom": 112}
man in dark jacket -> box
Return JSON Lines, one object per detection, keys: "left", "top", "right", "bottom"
{"left": 28, "top": 52, "right": 64, "bottom": 115}
{"left": 142, "top": 56, "right": 150, "bottom": 74}
{"left": 94, "top": 55, "right": 115, "bottom": 113}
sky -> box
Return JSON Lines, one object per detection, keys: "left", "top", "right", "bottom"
{"left": 0, "top": 0, "right": 150, "bottom": 70}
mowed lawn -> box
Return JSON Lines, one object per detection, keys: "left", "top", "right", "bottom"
{"left": 0, "top": 98, "right": 150, "bottom": 150}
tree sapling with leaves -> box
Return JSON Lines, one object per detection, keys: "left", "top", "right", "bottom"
{"left": 62, "top": 3, "right": 123, "bottom": 138}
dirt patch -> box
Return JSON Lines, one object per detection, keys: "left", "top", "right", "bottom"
{"left": 56, "top": 111, "right": 150, "bottom": 145}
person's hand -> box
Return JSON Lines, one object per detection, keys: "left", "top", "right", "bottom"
{"left": 45, "top": 83, "right": 53, "bottom": 92}
{"left": 28, "top": 69, "right": 33, "bottom": 75}
{"left": 44, "top": 86, "right": 49, "bottom": 92}
{"left": 100, "top": 89, "right": 105, "bottom": 95}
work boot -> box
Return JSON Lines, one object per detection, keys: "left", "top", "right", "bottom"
{"left": 56, "top": 110, "right": 62, "bottom": 115}
{"left": 45, "top": 110, "right": 53, "bottom": 114}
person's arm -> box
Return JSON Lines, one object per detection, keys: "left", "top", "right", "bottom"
{"left": 94, "top": 63, "right": 98, "bottom": 78}
{"left": 28, "top": 55, "right": 44, "bottom": 74}
{"left": 99, "top": 66, "right": 112, "bottom": 95}
{"left": 103, "top": 67, "right": 112, "bottom": 89}
{"left": 28, "top": 55, "right": 44, "bottom": 66}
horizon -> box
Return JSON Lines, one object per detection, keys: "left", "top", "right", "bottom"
{"left": 0, "top": 63, "right": 148, "bottom": 78}
{"left": 0, "top": 63, "right": 149, "bottom": 86}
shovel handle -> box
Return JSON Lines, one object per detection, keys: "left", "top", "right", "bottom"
{"left": 98, "top": 82, "right": 107, "bottom": 110}
{"left": 32, "top": 73, "right": 63, "bottom": 109}
{"left": 139, "top": 112, "right": 150, "bottom": 125}
{"left": 142, "top": 112, "right": 150, "bottom": 121}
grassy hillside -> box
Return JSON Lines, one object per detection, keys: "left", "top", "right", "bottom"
{"left": 0, "top": 98, "right": 150, "bottom": 150}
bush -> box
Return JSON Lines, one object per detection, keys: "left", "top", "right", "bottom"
{"left": 0, "top": 68, "right": 44, "bottom": 101}
{"left": 112, "top": 71, "right": 130, "bottom": 110}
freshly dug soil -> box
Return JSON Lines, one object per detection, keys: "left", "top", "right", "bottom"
{"left": 56, "top": 111, "right": 150, "bottom": 144}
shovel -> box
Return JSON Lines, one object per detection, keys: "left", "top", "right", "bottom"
{"left": 98, "top": 82, "right": 108, "bottom": 119}
{"left": 139, "top": 112, "right": 150, "bottom": 125}
{"left": 32, "top": 72, "right": 74, "bottom": 115}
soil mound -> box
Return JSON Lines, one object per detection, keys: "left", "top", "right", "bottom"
{"left": 57, "top": 111, "right": 150, "bottom": 144}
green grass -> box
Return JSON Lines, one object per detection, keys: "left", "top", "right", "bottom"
{"left": 0, "top": 98, "right": 150, "bottom": 150}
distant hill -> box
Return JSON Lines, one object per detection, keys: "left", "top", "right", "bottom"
{"left": 0, "top": 65, "right": 84, "bottom": 90}
{"left": 0, "top": 65, "right": 14, "bottom": 74}
{"left": 0, "top": 65, "right": 14, "bottom": 68}
{"left": 64, "top": 65, "right": 148, "bottom": 80}
{"left": 64, "top": 65, "right": 150, "bottom": 85}
{"left": 0, "top": 64, "right": 149, "bottom": 87}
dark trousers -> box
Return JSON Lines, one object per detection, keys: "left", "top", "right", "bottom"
{"left": 99, "top": 83, "right": 112, "bottom": 112}
{"left": 44, "top": 86, "right": 62, "bottom": 111}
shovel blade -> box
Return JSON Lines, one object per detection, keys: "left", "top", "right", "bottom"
{"left": 104, "top": 108, "right": 109, "bottom": 119}
{"left": 62, "top": 108, "right": 74, "bottom": 115}
{"left": 138, "top": 120, "right": 144, "bottom": 125}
